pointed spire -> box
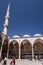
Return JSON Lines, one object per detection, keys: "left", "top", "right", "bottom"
{"left": 5, "top": 3, "right": 10, "bottom": 19}
{"left": 3, "top": 3, "right": 10, "bottom": 35}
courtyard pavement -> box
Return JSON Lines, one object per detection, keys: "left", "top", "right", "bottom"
{"left": 0, "top": 59, "right": 43, "bottom": 65}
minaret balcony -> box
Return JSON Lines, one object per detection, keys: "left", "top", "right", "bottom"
{"left": 5, "top": 16, "right": 10, "bottom": 19}
{"left": 4, "top": 24, "right": 8, "bottom": 28}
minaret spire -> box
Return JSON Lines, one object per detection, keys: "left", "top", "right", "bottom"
{"left": 3, "top": 3, "right": 10, "bottom": 35}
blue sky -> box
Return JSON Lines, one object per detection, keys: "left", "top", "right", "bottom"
{"left": 0, "top": 0, "right": 43, "bottom": 37}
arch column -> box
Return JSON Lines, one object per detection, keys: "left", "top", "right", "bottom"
{"left": 0, "top": 35, "right": 2, "bottom": 57}
{"left": 0, "top": 44, "right": 2, "bottom": 57}
{"left": 32, "top": 46, "right": 34, "bottom": 61}
{"left": 19, "top": 43, "right": 21, "bottom": 59}
{"left": 0, "top": 45, "right": 2, "bottom": 57}
{"left": 7, "top": 43, "right": 9, "bottom": 58}
{"left": 1, "top": 40, "right": 3, "bottom": 57}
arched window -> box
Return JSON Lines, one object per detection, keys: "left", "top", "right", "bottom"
{"left": 33, "top": 39, "right": 43, "bottom": 60}
{"left": 21, "top": 40, "right": 32, "bottom": 60}
{"left": 1, "top": 38, "right": 8, "bottom": 59}
{"left": 9, "top": 40, "right": 19, "bottom": 59}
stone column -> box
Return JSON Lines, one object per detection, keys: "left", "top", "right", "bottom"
{"left": 19, "top": 43, "right": 21, "bottom": 59}
{"left": 1, "top": 41, "right": 3, "bottom": 57}
{"left": 32, "top": 46, "right": 34, "bottom": 61}
{"left": 0, "top": 46, "right": 2, "bottom": 56}
{"left": 7, "top": 43, "right": 9, "bottom": 58}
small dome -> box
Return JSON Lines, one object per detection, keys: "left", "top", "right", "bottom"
{"left": 23, "top": 34, "right": 30, "bottom": 38}
{"left": 8, "top": 36, "right": 10, "bottom": 38}
{"left": 34, "top": 34, "right": 42, "bottom": 37}
{"left": 13, "top": 35, "right": 20, "bottom": 38}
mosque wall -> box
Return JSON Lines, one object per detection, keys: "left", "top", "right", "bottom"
{"left": 0, "top": 32, "right": 43, "bottom": 60}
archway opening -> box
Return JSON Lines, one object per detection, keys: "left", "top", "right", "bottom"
{"left": 9, "top": 41, "right": 19, "bottom": 59}
{"left": 1, "top": 39, "right": 8, "bottom": 59}
{"left": 21, "top": 40, "right": 32, "bottom": 60}
{"left": 33, "top": 40, "right": 43, "bottom": 60}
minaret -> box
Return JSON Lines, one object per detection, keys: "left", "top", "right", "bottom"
{"left": 3, "top": 3, "right": 10, "bottom": 35}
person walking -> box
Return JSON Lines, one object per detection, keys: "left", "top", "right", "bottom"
{"left": 4, "top": 57, "right": 7, "bottom": 65}
{"left": 13, "top": 57, "right": 15, "bottom": 65}
{"left": 1, "top": 59, "right": 4, "bottom": 65}
{"left": 10, "top": 59, "right": 13, "bottom": 65}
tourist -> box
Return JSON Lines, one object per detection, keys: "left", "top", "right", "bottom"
{"left": 1, "top": 59, "right": 4, "bottom": 65}
{"left": 4, "top": 57, "right": 7, "bottom": 65}
{"left": 13, "top": 57, "right": 15, "bottom": 65}
{"left": 10, "top": 59, "right": 13, "bottom": 65}
{"left": 10, "top": 57, "right": 15, "bottom": 65}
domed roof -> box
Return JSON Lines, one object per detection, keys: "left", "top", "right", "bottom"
{"left": 23, "top": 34, "right": 31, "bottom": 38}
{"left": 34, "top": 33, "right": 42, "bottom": 37}
{"left": 13, "top": 35, "right": 20, "bottom": 38}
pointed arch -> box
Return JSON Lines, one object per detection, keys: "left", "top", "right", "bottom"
{"left": 1, "top": 38, "right": 8, "bottom": 59}
{"left": 21, "top": 39, "right": 32, "bottom": 59}
{"left": 33, "top": 39, "right": 43, "bottom": 60}
{"left": 9, "top": 40, "right": 19, "bottom": 59}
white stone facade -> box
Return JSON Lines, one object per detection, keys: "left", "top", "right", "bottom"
{"left": 0, "top": 33, "right": 43, "bottom": 60}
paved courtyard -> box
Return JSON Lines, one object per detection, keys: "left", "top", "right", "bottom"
{"left": 0, "top": 59, "right": 43, "bottom": 65}
{"left": 15, "top": 59, "right": 43, "bottom": 65}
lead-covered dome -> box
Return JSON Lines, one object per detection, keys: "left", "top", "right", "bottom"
{"left": 13, "top": 35, "right": 20, "bottom": 38}
{"left": 23, "top": 34, "right": 31, "bottom": 38}
{"left": 34, "top": 34, "right": 42, "bottom": 37}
